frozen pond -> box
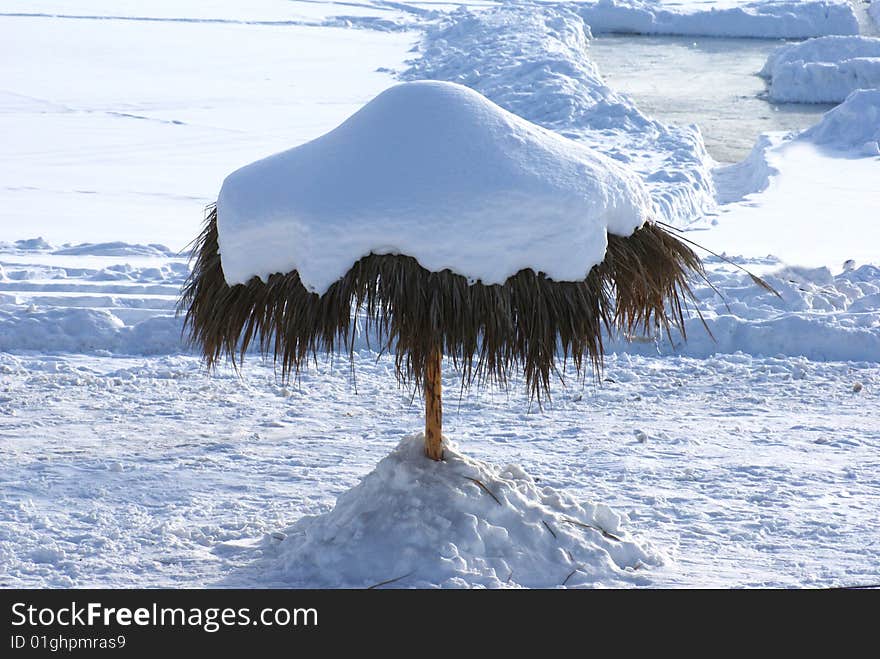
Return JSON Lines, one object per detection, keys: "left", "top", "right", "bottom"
{"left": 589, "top": 35, "right": 834, "bottom": 163}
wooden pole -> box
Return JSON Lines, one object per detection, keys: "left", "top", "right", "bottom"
{"left": 424, "top": 347, "right": 443, "bottom": 461}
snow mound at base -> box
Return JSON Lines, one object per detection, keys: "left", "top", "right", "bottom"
{"left": 761, "top": 36, "right": 880, "bottom": 103}
{"left": 266, "top": 435, "right": 661, "bottom": 588}
{"left": 800, "top": 89, "right": 880, "bottom": 152}
{"left": 217, "top": 80, "right": 651, "bottom": 293}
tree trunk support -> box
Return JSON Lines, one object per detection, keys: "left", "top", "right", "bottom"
{"left": 424, "top": 347, "right": 443, "bottom": 461}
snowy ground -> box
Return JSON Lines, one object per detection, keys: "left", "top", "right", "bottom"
{"left": 1, "top": 1, "right": 879, "bottom": 588}
{"left": 2, "top": 352, "right": 877, "bottom": 588}
{"left": 0, "top": 6, "right": 417, "bottom": 250}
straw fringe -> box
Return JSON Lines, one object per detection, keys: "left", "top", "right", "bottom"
{"left": 179, "top": 205, "right": 704, "bottom": 401}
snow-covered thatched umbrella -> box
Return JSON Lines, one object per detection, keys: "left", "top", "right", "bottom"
{"left": 181, "top": 81, "right": 702, "bottom": 461}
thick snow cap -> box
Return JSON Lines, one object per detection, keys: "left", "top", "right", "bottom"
{"left": 216, "top": 81, "right": 652, "bottom": 294}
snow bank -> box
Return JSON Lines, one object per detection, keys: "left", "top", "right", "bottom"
{"left": 578, "top": 0, "right": 858, "bottom": 39}
{"left": 260, "top": 434, "right": 660, "bottom": 588}
{"left": 404, "top": 5, "right": 716, "bottom": 228}
{"left": 0, "top": 307, "right": 183, "bottom": 359}
{"left": 769, "top": 58, "right": 880, "bottom": 103}
{"left": 761, "top": 36, "right": 880, "bottom": 76}
{"left": 0, "top": 241, "right": 188, "bottom": 355}
{"left": 6, "top": 264, "right": 880, "bottom": 363}
{"left": 712, "top": 134, "right": 781, "bottom": 204}
{"left": 695, "top": 91, "right": 880, "bottom": 363}
{"left": 0, "top": 308, "right": 183, "bottom": 355}
{"left": 762, "top": 36, "right": 880, "bottom": 103}
{"left": 217, "top": 80, "right": 651, "bottom": 292}
{"left": 10, "top": 238, "right": 52, "bottom": 251}
{"left": 53, "top": 242, "right": 176, "bottom": 257}
{"left": 615, "top": 262, "right": 880, "bottom": 362}
{"left": 872, "top": 1, "right": 880, "bottom": 29}
{"left": 3, "top": 227, "right": 880, "bottom": 363}
{"left": 799, "top": 88, "right": 880, "bottom": 151}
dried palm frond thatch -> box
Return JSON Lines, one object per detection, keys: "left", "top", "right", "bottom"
{"left": 179, "top": 204, "right": 704, "bottom": 404}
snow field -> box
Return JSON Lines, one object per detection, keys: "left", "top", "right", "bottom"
{"left": 1, "top": 351, "right": 877, "bottom": 588}
{"left": 0, "top": 240, "right": 189, "bottom": 355}
{"left": 0, "top": 12, "right": 418, "bottom": 251}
